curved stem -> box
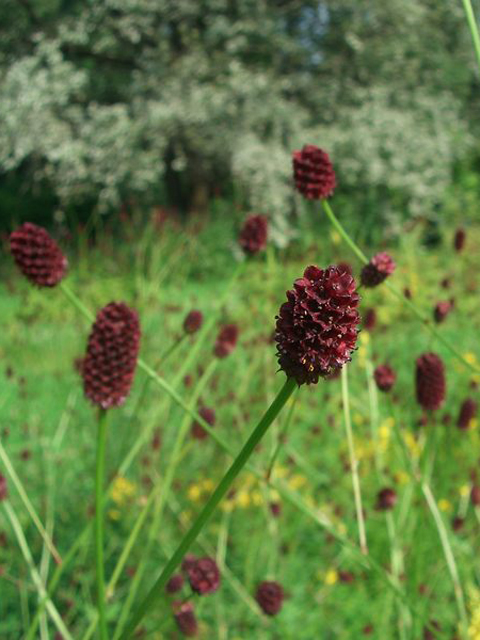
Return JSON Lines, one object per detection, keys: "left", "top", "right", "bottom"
{"left": 341, "top": 366, "right": 368, "bottom": 555}
{"left": 119, "top": 377, "right": 297, "bottom": 639}
{"left": 462, "top": 0, "right": 480, "bottom": 73}
{"left": 96, "top": 409, "right": 109, "bottom": 640}
{"left": 321, "top": 201, "right": 480, "bottom": 375}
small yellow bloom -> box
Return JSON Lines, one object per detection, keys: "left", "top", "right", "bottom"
{"left": 464, "top": 352, "right": 478, "bottom": 366}
{"left": 288, "top": 474, "right": 308, "bottom": 490}
{"left": 438, "top": 499, "right": 452, "bottom": 512}
{"left": 201, "top": 479, "right": 215, "bottom": 492}
{"left": 108, "top": 509, "right": 121, "bottom": 521}
{"left": 251, "top": 490, "right": 264, "bottom": 507}
{"left": 221, "top": 500, "right": 234, "bottom": 513}
{"left": 110, "top": 475, "right": 136, "bottom": 506}
{"left": 188, "top": 484, "right": 202, "bottom": 502}
{"left": 330, "top": 230, "right": 341, "bottom": 245}
{"left": 460, "top": 484, "right": 471, "bottom": 498}
{"left": 324, "top": 569, "right": 338, "bottom": 586}
{"left": 394, "top": 471, "right": 410, "bottom": 486}
{"left": 236, "top": 490, "right": 251, "bottom": 508}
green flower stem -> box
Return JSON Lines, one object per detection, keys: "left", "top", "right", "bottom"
{"left": 266, "top": 390, "right": 298, "bottom": 480}
{"left": 0, "top": 439, "right": 62, "bottom": 566}
{"left": 3, "top": 500, "right": 73, "bottom": 640}
{"left": 462, "top": 0, "right": 480, "bottom": 73}
{"left": 25, "top": 525, "right": 91, "bottom": 640}
{"left": 321, "top": 200, "right": 480, "bottom": 375}
{"left": 422, "top": 482, "right": 469, "bottom": 638}
{"left": 96, "top": 409, "right": 110, "bottom": 640}
{"left": 341, "top": 366, "right": 368, "bottom": 555}
{"left": 119, "top": 376, "right": 297, "bottom": 639}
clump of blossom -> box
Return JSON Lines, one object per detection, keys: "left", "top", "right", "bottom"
{"left": 373, "top": 365, "right": 396, "bottom": 392}
{"left": 173, "top": 601, "right": 198, "bottom": 637}
{"left": 457, "top": 398, "right": 477, "bottom": 430}
{"left": 191, "top": 407, "right": 216, "bottom": 440}
{"left": 214, "top": 324, "right": 238, "bottom": 358}
{"left": 275, "top": 265, "right": 360, "bottom": 385}
{"left": 82, "top": 302, "right": 141, "bottom": 409}
{"left": 0, "top": 474, "right": 7, "bottom": 501}
{"left": 433, "top": 300, "right": 453, "bottom": 324}
{"left": 166, "top": 573, "right": 184, "bottom": 594}
{"left": 375, "top": 487, "right": 397, "bottom": 511}
{"left": 363, "top": 308, "right": 377, "bottom": 331}
{"left": 183, "top": 310, "right": 203, "bottom": 334}
{"left": 187, "top": 557, "right": 220, "bottom": 595}
{"left": 255, "top": 581, "right": 284, "bottom": 615}
{"left": 360, "top": 253, "right": 396, "bottom": 288}
{"left": 454, "top": 228, "right": 466, "bottom": 252}
{"left": 292, "top": 145, "right": 336, "bottom": 199}
{"left": 10, "top": 222, "right": 68, "bottom": 287}
{"left": 239, "top": 215, "right": 268, "bottom": 255}
{"left": 415, "top": 353, "right": 446, "bottom": 412}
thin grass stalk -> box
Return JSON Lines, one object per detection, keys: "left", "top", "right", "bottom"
{"left": 462, "top": 0, "right": 480, "bottom": 72}
{"left": 25, "top": 525, "right": 91, "bottom": 640}
{"left": 95, "top": 409, "right": 110, "bottom": 640}
{"left": 321, "top": 200, "right": 480, "bottom": 375}
{"left": 3, "top": 500, "right": 73, "bottom": 640}
{"left": 0, "top": 439, "right": 62, "bottom": 565}
{"left": 119, "top": 376, "right": 297, "bottom": 638}
{"left": 422, "top": 482, "right": 469, "bottom": 638}
{"left": 341, "top": 366, "right": 368, "bottom": 555}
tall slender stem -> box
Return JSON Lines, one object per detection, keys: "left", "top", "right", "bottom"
{"left": 462, "top": 0, "right": 480, "bottom": 73}
{"left": 321, "top": 200, "right": 480, "bottom": 375}
{"left": 341, "top": 366, "right": 368, "bottom": 555}
{"left": 422, "top": 482, "right": 468, "bottom": 638}
{"left": 96, "top": 409, "right": 109, "bottom": 640}
{"left": 120, "top": 377, "right": 297, "bottom": 639}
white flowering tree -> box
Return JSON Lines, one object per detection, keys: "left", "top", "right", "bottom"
{"left": 0, "top": 0, "right": 477, "bottom": 230}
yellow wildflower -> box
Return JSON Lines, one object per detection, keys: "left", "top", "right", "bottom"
{"left": 110, "top": 475, "right": 136, "bottom": 506}
{"left": 187, "top": 484, "right": 202, "bottom": 502}
{"left": 324, "top": 569, "right": 338, "bottom": 586}
{"left": 438, "top": 499, "right": 452, "bottom": 512}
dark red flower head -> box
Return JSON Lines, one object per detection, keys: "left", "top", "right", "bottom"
{"left": 454, "top": 228, "right": 466, "bottom": 252}
{"left": 183, "top": 310, "right": 203, "bottom": 335}
{"left": 214, "top": 324, "right": 238, "bottom": 358}
{"left": 255, "top": 581, "right": 284, "bottom": 616}
{"left": 173, "top": 601, "right": 198, "bottom": 637}
{"left": 181, "top": 554, "right": 197, "bottom": 574}
{"left": 82, "top": 302, "right": 141, "bottom": 409}
{"left": 337, "top": 262, "right": 353, "bottom": 276}
{"left": 415, "top": 353, "right": 446, "bottom": 412}
{"left": 374, "top": 365, "right": 396, "bottom": 392}
{"left": 471, "top": 485, "right": 480, "bottom": 506}
{"left": 375, "top": 487, "right": 397, "bottom": 511}
{"left": 166, "top": 573, "right": 184, "bottom": 594}
{"left": 360, "top": 253, "right": 396, "bottom": 288}
{"left": 191, "top": 406, "right": 216, "bottom": 440}
{"left": 0, "top": 474, "right": 7, "bottom": 501}
{"left": 433, "top": 301, "right": 452, "bottom": 324}
{"left": 457, "top": 398, "right": 477, "bottom": 430}
{"left": 10, "top": 223, "right": 68, "bottom": 287}
{"left": 239, "top": 215, "right": 268, "bottom": 255}
{"left": 187, "top": 557, "right": 220, "bottom": 595}
{"left": 275, "top": 265, "right": 360, "bottom": 385}
{"left": 363, "top": 308, "right": 376, "bottom": 331}
{"left": 292, "top": 145, "right": 336, "bottom": 200}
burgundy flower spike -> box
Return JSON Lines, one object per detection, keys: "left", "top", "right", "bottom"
{"left": 239, "top": 214, "right": 268, "bottom": 255}
{"left": 415, "top": 353, "right": 446, "bottom": 412}
{"left": 457, "top": 398, "right": 477, "bottom": 430}
{"left": 187, "top": 557, "right": 220, "bottom": 595}
{"left": 183, "top": 310, "right": 203, "bottom": 335}
{"left": 374, "top": 365, "right": 396, "bottom": 392}
{"left": 275, "top": 265, "right": 360, "bottom": 385}
{"left": 214, "top": 324, "right": 238, "bottom": 358}
{"left": 191, "top": 406, "right": 216, "bottom": 440}
{"left": 173, "top": 601, "right": 198, "bottom": 637}
{"left": 292, "top": 144, "right": 336, "bottom": 200}
{"left": 82, "top": 302, "right": 141, "bottom": 409}
{"left": 10, "top": 222, "right": 68, "bottom": 287}
{"left": 360, "top": 253, "right": 396, "bottom": 288}
{"left": 256, "top": 581, "right": 284, "bottom": 616}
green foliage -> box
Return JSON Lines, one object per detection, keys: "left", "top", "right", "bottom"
{"left": 0, "top": 1, "right": 479, "bottom": 236}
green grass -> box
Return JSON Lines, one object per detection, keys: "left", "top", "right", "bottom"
{"left": 1, "top": 215, "right": 480, "bottom": 639}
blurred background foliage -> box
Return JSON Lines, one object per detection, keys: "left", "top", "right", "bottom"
{"left": 1, "top": 0, "right": 480, "bottom": 242}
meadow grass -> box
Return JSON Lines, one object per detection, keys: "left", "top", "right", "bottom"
{"left": 1, "top": 215, "right": 480, "bottom": 639}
